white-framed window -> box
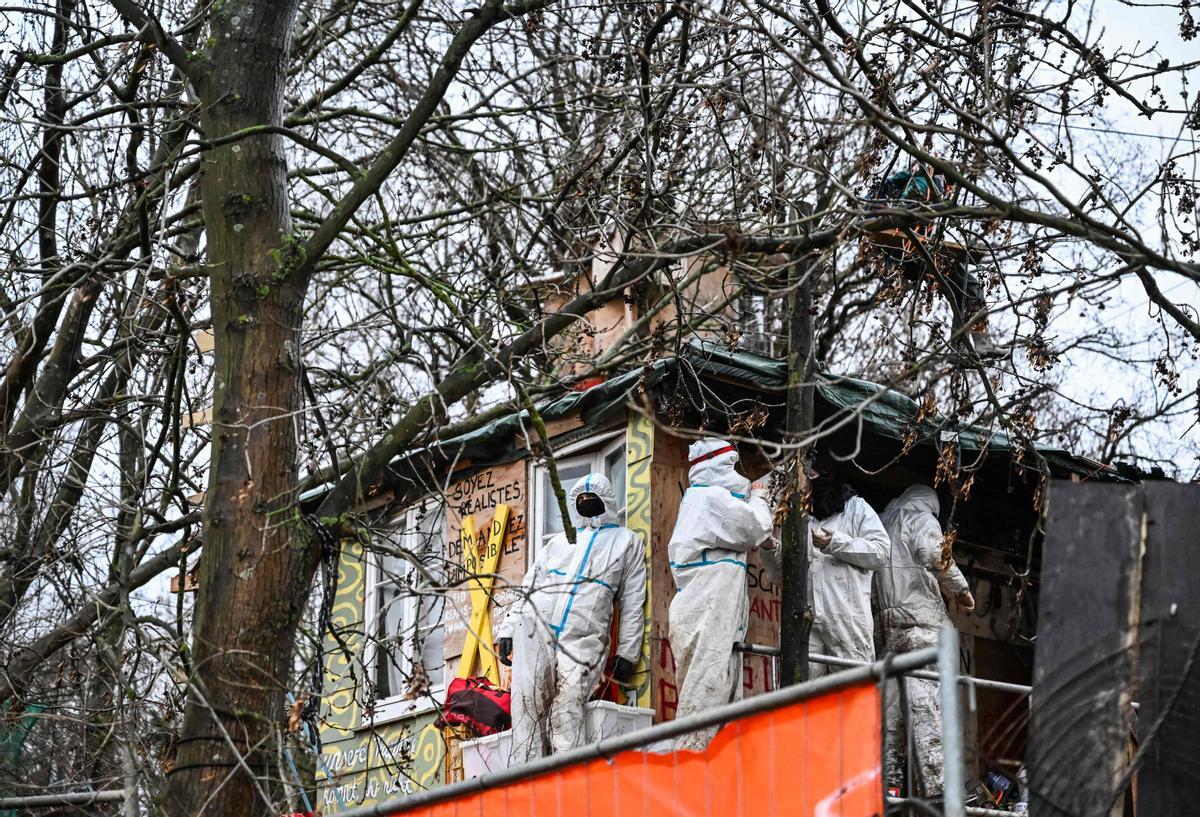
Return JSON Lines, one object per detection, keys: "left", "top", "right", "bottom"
{"left": 530, "top": 432, "right": 626, "bottom": 559}
{"left": 365, "top": 498, "right": 448, "bottom": 723}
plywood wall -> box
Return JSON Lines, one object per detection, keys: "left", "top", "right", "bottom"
{"left": 648, "top": 433, "right": 784, "bottom": 717}
{"left": 743, "top": 545, "right": 781, "bottom": 695}
{"left": 442, "top": 460, "right": 529, "bottom": 671}
{"left": 649, "top": 432, "right": 688, "bottom": 721}
{"left": 648, "top": 255, "right": 736, "bottom": 344}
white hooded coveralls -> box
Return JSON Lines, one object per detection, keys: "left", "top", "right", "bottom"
{"left": 667, "top": 439, "right": 774, "bottom": 751}
{"left": 499, "top": 473, "right": 646, "bottom": 762}
{"left": 807, "top": 494, "right": 890, "bottom": 677}
{"left": 877, "top": 484, "right": 969, "bottom": 796}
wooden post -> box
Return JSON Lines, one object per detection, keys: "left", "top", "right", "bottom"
{"left": 779, "top": 202, "right": 816, "bottom": 686}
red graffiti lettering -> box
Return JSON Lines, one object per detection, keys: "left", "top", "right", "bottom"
{"left": 659, "top": 637, "right": 677, "bottom": 672}
{"left": 749, "top": 596, "right": 781, "bottom": 624}
{"left": 761, "top": 655, "right": 775, "bottom": 692}
{"left": 658, "top": 638, "right": 678, "bottom": 720}
{"left": 658, "top": 679, "right": 678, "bottom": 721}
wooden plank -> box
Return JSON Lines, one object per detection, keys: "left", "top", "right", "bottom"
{"left": 742, "top": 470, "right": 781, "bottom": 650}
{"left": 1031, "top": 481, "right": 1143, "bottom": 817}
{"left": 353, "top": 490, "right": 394, "bottom": 514}
{"left": 649, "top": 432, "right": 687, "bottom": 721}
{"left": 512, "top": 411, "right": 584, "bottom": 452}
{"left": 182, "top": 407, "right": 213, "bottom": 428}
{"left": 741, "top": 442, "right": 780, "bottom": 693}
{"left": 170, "top": 569, "right": 200, "bottom": 593}
{"left": 1135, "top": 483, "right": 1200, "bottom": 815}
{"left": 454, "top": 506, "right": 509, "bottom": 684}
{"left": 541, "top": 413, "right": 582, "bottom": 440}
{"left": 193, "top": 328, "right": 214, "bottom": 354}
{"left": 442, "top": 461, "right": 527, "bottom": 662}
{"left": 862, "top": 227, "right": 980, "bottom": 263}
{"left": 624, "top": 414, "right": 654, "bottom": 711}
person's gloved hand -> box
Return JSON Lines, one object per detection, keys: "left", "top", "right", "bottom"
{"left": 498, "top": 637, "right": 513, "bottom": 666}
{"left": 955, "top": 591, "right": 976, "bottom": 613}
{"left": 750, "top": 480, "right": 771, "bottom": 503}
{"left": 611, "top": 656, "right": 636, "bottom": 684}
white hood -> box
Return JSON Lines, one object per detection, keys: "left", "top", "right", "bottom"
{"left": 687, "top": 438, "right": 750, "bottom": 496}
{"left": 882, "top": 484, "right": 940, "bottom": 519}
{"left": 876, "top": 483, "right": 967, "bottom": 631}
{"left": 568, "top": 472, "right": 620, "bottom": 528}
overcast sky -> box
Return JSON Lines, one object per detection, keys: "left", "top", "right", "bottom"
{"left": 1014, "top": 0, "right": 1199, "bottom": 477}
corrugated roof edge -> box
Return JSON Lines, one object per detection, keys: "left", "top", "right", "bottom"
{"left": 679, "top": 339, "right": 1128, "bottom": 481}
{"left": 365, "top": 340, "right": 1133, "bottom": 499}
{"left": 418, "top": 360, "right": 674, "bottom": 462}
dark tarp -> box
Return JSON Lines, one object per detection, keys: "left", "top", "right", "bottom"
{"left": 672, "top": 340, "right": 1120, "bottom": 482}
{"left": 378, "top": 339, "right": 1126, "bottom": 501}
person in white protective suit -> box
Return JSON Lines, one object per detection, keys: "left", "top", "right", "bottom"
{"left": 877, "top": 484, "right": 975, "bottom": 797}
{"left": 668, "top": 439, "right": 775, "bottom": 751}
{"left": 806, "top": 458, "right": 891, "bottom": 678}
{"left": 496, "top": 473, "right": 646, "bottom": 762}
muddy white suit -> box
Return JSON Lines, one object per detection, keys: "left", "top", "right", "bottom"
{"left": 807, "top": 495, "right": 890, "bottom": 677}
{"left": 877, "top": 484, "right": 970, "bottom": 796}
{"left": 499, "top": 473, "right": 646, "bottom": 761}
{"left": 668, "top": 439, "right": 774, "bottom": 751}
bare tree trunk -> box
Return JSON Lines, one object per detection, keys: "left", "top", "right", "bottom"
{"left": 164, "top": 3, "right": 310, "bottom": 815}
{"left": 779, "top": 207, "right": 815, "bottom": 686}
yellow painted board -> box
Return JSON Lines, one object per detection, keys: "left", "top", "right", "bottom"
{"left": 455, "top": 504, "right": 509, "bottom": 684}
{"left": 625, "top": 414, "right": 654, "bottom": 710}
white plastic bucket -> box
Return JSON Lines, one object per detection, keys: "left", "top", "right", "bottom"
{"left": 584, "top": 700, "right": 655, "bottom": 741}
{"left": 460, "top": 729, "right": 513, "bottom": 779}
{"left": 460, "top": 701, "right": 655, "bottom": 778}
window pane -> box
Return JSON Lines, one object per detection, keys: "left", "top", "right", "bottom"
{"left": 605, "top": 445, "right": 626, "bottom": 517}
{"left": 374, "top": 501, "right": 447, "bottom": 702}
{"left": 374, "top": 581, "right": 408, "bottom": 700}
{"left": 408, "top": 503, "right": 446, "bottom": 694}
{"left": 540, "top": 462, "right": 590, "bottom": 540}
{"left": 377, "top": 548, "right": 407, "bottom": 583}
{"left": 417, "top": 590, "right": 445, "bottom": 691}
{"left": 407, "top": 503, "right": 446, "bottom": 579}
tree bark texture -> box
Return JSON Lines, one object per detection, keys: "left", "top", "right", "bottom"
{"left": 779, "top": 213, "right": 816, "bottom": 687}
{"left": 164, "top": 3, "right": 310, "bottom": 815}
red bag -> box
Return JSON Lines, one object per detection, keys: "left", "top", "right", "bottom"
{"left": 437, "top": 676, "right": 511, "bottom": 736}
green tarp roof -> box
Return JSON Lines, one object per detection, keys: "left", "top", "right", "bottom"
{"left": 411, "top": 339, "right": 1120, "bottom": 482}
{"left": 419, "top": 359, "right": 674, "bottom": 464}
{"left": 679, "top": 340, "right": 1118, "bottom": 479}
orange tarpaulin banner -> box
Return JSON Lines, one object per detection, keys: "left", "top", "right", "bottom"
{"left": 392, "top": 681, "right": 882, "bottom": 817}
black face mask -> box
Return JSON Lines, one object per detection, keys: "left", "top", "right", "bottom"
{"left": 811, "top": 479, "right": 856, "bottom": 520}
{"left": 575, "top": 493, "right": 606, "bottom": 519}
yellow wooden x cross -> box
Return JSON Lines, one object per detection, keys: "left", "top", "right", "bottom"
{"left": 455, "top": 503, "right": 510, "bottom": 684}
